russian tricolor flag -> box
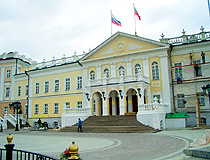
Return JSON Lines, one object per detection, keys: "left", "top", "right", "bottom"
{"left": 111, "top": 14, "right": 122, "bottom": 26}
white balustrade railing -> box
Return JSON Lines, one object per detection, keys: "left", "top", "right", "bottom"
{"left": 62, "top": 108, "right": 91, "bottom": 115}
{"left": 138, "top": 103, "right": 168, "bottom": 112}
{"left": 88, "top": 74, "right": 149, "bottom": 86}
{"left": 4, "top": 114, "right": 17, "bottom": 127}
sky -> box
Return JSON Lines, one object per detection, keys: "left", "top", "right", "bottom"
{"left": 0, "top": 0, "right": 209, "bottom": 62}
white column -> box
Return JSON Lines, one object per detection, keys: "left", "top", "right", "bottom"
{"left": 96, "top": 65, "right": 101, "bottom": 79}
{"left": 28, "top": 77, "right": 33, "bottom": 118}
{"left": 103, "top": 98, "right": 108, "bottom": 116}
{"left": 0, "top": 67, "right": 5, "bottom": 101}
{"left": 160, "top": 55, "right": 172, "bottom": 111}
{"left": 111, "top": 63, "right": 116, "bottom": 78}
{"left": 119, "top": 89, "right": 125, "bottom": 115}
{"left": 143, "top": 58, "right": 149, "bottom": 78}
{"left": 10, "top": 65, "right": 16, "bottom": 101}
{"left": 126, "top": 60, "right": 132, "bottom": 76}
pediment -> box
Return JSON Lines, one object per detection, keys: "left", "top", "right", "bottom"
{"left": 81, "top": 32, "right": 168, "bottom": 62}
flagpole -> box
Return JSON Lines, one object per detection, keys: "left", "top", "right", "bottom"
{"left": 111, "top": 10, "right": 112, "bottom": 36}
{"left": 133, "top": 3, "right": 137, "bottom": 35}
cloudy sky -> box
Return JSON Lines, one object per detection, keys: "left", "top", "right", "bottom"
{"left": 0, "top": 0, "right": 209, "bottom": 62}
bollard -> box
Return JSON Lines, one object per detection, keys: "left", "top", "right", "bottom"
{"left": 4, "top": 134, "right": 15, "bottom": 160}
{"left": 69, "top": 141, "right": 79, "bottom": 159}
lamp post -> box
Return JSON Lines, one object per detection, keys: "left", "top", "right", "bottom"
{"left": 202, "top": 83, "right": 210, "bottom": 107}
{"left": 9, "top": 101, "right": 21, "bottom": 131}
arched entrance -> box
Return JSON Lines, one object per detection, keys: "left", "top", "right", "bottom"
{"left": 126, "top": 89, "right": 138, "bottom": 113}
{"left": 108, "top": 90, "right": 120, "bottom": 115}
{"left": 92, "top": 92, "right": 103, "bottom": 116}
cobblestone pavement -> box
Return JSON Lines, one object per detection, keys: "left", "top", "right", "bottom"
{"left": 0, "top": 129, "right": 207, "bottom": 160}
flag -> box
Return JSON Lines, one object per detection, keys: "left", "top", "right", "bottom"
{"left": 134, "top": 7, "right": 141, "bottom": 20}
{"left": 208, "top": 0, "right": 210, "bottom": 16}
{"left": 111, "top": 14, "right": 122, "bottom": 26}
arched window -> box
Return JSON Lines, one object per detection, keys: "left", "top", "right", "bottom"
{"left": 119, "top": 66, "right": 125, "bottom": 76}
{"left": 103, "top": 69, "right": 110, "bottom": 78}
{"left": 134, "top": 64, "right": 142, "bottom": 74}
{"left": 152, "top": 61, "right": 159, "bottom": 80}
{"left": 90, "top": 70, "right": 95, "bottom": 80}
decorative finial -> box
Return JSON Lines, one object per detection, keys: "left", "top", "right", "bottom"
{"left": 74, "top": 51, "right": 77, "bottom": 55}
{"left": 161, "top": 33, "right": 165, "bottom": 39}
{"left": 200, "top": 26, "right": 205, "bottom": 32}
{"left": 182, "top": 29, "right": 186, "bottom": 35}
{"left": 69, "top": 141, "right": 79, "bottom": 159}
{"left": 7, "top": 133, "right": 13, "bottom": 145}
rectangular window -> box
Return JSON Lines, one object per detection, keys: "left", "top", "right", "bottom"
{"left": 77, "top": 77, "right": 82, "bottom": 89}
{"left": 4, "top": 107, "right": 8, "bottom": 114}
{"left": 153, "top": 95, "right": 160, "bottom": 103}
{"left": 35, "top": 104, "right": 39, "bottom": 114}
{"left": 6, "top": 69, "right": 11, "bottom": 78}
{"left": 65, "top": 78, "right": 71, "bottom": 91}
{"left": 54, "top": 103, "right": 59, "bottom": 113}
{"left": 198, "top": 94, "right": 205, "bottom": 106}
{"left": 44, "top": 81, "right": 49, "bottom": 93}
{"left": 18, "top": 86, "right": 21, "bottom": 96}
{"left": 54, "top": 80, "right": 59, "bottom": 92}
{"left": 5, "top": 87, "right": 10, "bottom": 97}
{"left": 35, "top": 82, "right": 40, "bottom": 94}
{"left": 44, "top": 104, "right": 48, "bottom": 114}
{"left": 177, "top": 94, "right": 185, "bottom": 108}
{"left": 25, "top": 104, "right": 28, "bottom": 115}
{"left": 194, "top": 60, "right": 202, "bottom": 77}
{"left": 65, "top": 102, "right": 70, "bottom": 108}
{"left": 25, "top": 85, "right": 28, "bottom": 96}
{"left": 77, "top": 101, "right": 82, "bottom": 108}
{"left": 174, "top": 63, "right": 183, "bottom": 79}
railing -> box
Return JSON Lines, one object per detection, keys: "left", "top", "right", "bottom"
{"left": 4, "top": 114, "right": 16, "bottom": 127}
{"left": 138, "top": 103, "right": 168, "bottom": 112}
{"left": 62, "top": 108, "right": 91, "bottom": 115}
{"left": 0, "top": 148, "right": 58, "bottom": 160}
{"left": 160, "top": 31, "right": 210, "bottom": 45}
{"left": 88, "top": 74, "right": 149, "bottom": 87}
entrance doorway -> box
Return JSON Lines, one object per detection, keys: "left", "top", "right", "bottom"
{"left": 108, "top": 90, "right": 120, "bottom": 115}
{"left": 126, "top": 89, "right": 138, "bottom": 113}
{"left": 92, "top": 92, "right": 103, "bottom": 116}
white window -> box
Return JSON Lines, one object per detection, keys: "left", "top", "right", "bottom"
{"left": 177, "top": 94, "right": 185, "bottom": 108}
{"left": 194, "top": 60, "right": 202, "bottom": 77}
{"left": 153, "top": 95, "right": 160, "bottom": 103}
{"left": 77, "top": 77, "right": 82, "bottom": 89}
{"left": 65, "top": 102, "right": 70, "bottom": 108}
{"left": 152, "top": 61, "right": 159, "bottom": 80}
{"left": 119, "top": 66, "right": 125, "bottom": 76}
{"left": 65, "top": 78, "right": 71, "bottom": 91}
{"left": 54, "top": 103, "right": 59, "bottom": 113}
{"left": 103, "top": 69, "right": 110, "bottom": 78}
{"left": 198, "top": 94, "right": 205, "bottom": 106}
{"left": 25, "top": 104, "right": 28, "bottom": 115}
{"left": 25, "top": 85, "right": 28, "bottom": 96}
{"left": 44, "top": 81, "right": 49, "bottom": 93}
{"left": 54, "top": 80, "right": 59, "bottom": 92}
{"left": 35, "top": 104, "right": 39, "bottom": 114}
{"left": 77, "top": 101, "right": 82, "bottom": 108}
{"left": 90, "top": 71, "right": 95, "bottom": 80}
{"left": 134, "top": 64, "right": 142, "bottom": 74}
{"left": 4, "top": 107, "right": 8, "bottom": 114}
{"left": 18, "top": 86, "right": 21, "bottom": 96}
{"left": 174, "top": 63, "right": 183, "bottom": 79}
{"left": 6, "top": 69, "right": 11, "bottom": 78}
{"left": 35, "top": 82, "right": 39, "bottom": 94}
{"left": 5, "top": 87, "right": 10, "bottom": 97}
{"left": 44, "top": 104, "right": 48, "bottom": 114}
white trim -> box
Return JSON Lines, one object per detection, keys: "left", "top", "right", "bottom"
{"left": 151, "top": 60, "right": 160, "bottom": 80}
{"left": 54, "top": 79, "right": 60, "bottom": 92}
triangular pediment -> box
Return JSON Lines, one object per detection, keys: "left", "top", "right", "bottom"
{"left": 81, "top": 32, "right": 168, "bottom": 62}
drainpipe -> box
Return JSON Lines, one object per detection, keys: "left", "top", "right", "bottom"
{"left": 25, "top": 71, "right": 29, "bottom": 119}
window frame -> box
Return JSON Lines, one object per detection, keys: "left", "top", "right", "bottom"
{"left": 34, "top": 104, "right": 39, "bottom": 114}
{"left": 77, "top": 76, "right": 82, "bottom": 89}
{"left": 89, "top": 70, "right": 95, "bottom": 80}
{"left": 25, "top": 85, "right": 28, "bottom": 96}
{"left": 65, "top": 78, "right": 71, "bottom": 91}
{"left": 54, "top": 103, "right": 59, "bottom": 114}
{"left": 44, "top": 104, "right": 48, "bottom": 114}
{"left": 151, "top": 61, "right": 160, "bottom": 80}
{"left": 5, "top": 87, "right": 10, "bottom": 97}
{"left": 134, "top": 63, "right": 142, "bottom": 75}
{"left": 77, "top": 101, "right": 82, "bottom": 108}
{"left": 17, "top": 86, "right": 21, "bottom": 97}
{"left": 6, "top": 69, "right": 11, "bottom": 78}
{"left": 118, "top": 66, "right": 125, "bottom": 76}
{"left": 44, "top": 81, "right": 49, "bottom": 93}
{"left": 177, "top": 94, "right": 185, "bottom": 108}
{"left": 54, "top": 79, "right": 60, "bottom": 92}
{"left": 174, "top": 62, "right": 183, "bottom": 79}
{"left": 103, "top": 68, "right": 110, "bottom": 78}
{"left": 4, "top": 107, "right": 8, "bottom": 114}
{"left": 35, "top": 82, "right": 40, "bottom": 94}
{"left": 65, "top": 102, "right": 70, "bottom": 108}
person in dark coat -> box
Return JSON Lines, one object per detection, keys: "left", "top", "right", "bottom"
{"left": 78, "top": 118, "right": 82, "bottom": 132}
{"left": 37, "top": 118, "right": 42, "bottom": 129}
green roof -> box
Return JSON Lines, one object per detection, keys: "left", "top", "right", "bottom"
{"left": 166, "top": 112, "right": 189, "bottom": 118}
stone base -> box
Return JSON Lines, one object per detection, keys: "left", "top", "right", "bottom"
{"left": 183, "top": 147, "right": 210, "bottom": 159}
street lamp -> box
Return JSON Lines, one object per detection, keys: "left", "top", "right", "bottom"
{"left": 202, "top": 84, "right": 210, "bottom": 106}
{"left": 9, "top": 101, "right": 21, "bottom": 131}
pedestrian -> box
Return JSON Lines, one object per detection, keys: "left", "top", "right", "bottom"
{"left": 201, "top": 51, "right": 205, "bottom": 63}
{"left": 0, "top": 120, "right": 3, "bottom": 132}
{"left": 78, "top": 118, "right": 82, "bottom": 132}
{"left": 37, "top": 118, "right": 42, "bottom": 129}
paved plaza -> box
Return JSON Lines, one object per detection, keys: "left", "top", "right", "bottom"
{"left": 0, "top": 128, "right": 209, "bottom": 160}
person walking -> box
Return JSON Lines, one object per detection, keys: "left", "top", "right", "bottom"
{"left": 37, "top": 118, "right": 42, "bottom": 129}
{"left": 78, "top": 118, "right": 82, "bottom": 132}
{"left": 0, "top": 120, "right": 3, "bottom": 132}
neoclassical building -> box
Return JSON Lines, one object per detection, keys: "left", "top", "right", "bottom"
{"left": 1, "top": 28, "right": 210, "bottom": 129}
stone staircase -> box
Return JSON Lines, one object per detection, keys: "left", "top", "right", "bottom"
{"left": 59, "top": 115, "right": 158, "bottom": 133}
